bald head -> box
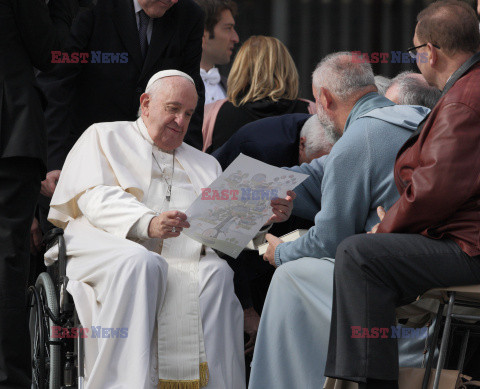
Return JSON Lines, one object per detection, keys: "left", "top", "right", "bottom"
{"left": 385, "top": 71, "right": 441, "bottom": 109}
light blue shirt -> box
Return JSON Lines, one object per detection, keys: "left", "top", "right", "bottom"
{"left": 274, "top": 93, "right": 430, "bottom": 266}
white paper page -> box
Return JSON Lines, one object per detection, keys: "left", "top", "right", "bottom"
{"left": 183, "top": 154, "right": 308, "bottom": 258}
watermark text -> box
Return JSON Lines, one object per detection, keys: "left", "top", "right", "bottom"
{"left": 51, "top": 51, "right": 129, "bottom": 64}
{"left": 51, "top": 326, "right": 128, "bottom": 338}
{"left": 201, "top": 188, "right": 278, "bottom": 201}
{"left": 351, "top": 326, "right": 428, "bottom": 339}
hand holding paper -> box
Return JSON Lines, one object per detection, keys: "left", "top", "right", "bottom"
{"left": 265, "top": 190, "right": 296, "bottom": 225}
{"left": 183, "top": 154, "right": 308, "bottom": 258}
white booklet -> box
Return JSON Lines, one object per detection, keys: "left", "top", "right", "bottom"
{"left": 183, "top": 154, "right": 308, "bottom": 259}
{"left": 257, "top": 229, "right": 308, "bottom": 255}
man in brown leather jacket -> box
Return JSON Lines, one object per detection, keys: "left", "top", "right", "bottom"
{"left": 325, "top": 2, "right": 480, "bottom": 388}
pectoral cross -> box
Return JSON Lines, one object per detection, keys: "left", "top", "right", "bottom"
{"left": 166, "top": 184, "right": 172, "bottom": 202}
{"left": 151, "top": 150, "right": 174, "bottom": 203}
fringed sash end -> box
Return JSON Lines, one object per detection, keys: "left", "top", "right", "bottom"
{"left": 200, "top": 362, "right": 209, "bottom": 387}
{"left": 158, "top": 363, "right": 209, "bottom": 389}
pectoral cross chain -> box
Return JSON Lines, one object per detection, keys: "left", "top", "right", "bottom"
{"left": 166, "top": 184, "right": 172, "bottom": 202}
{"left": 151, "top": 150, "right": 175, "bottom": 203}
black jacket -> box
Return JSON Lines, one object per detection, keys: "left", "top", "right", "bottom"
{"left": 38, "top": 0, "right": 205, "bottom": 171}
{"left": 213, "top": 113, "right": 315, "bottom": 311}
{"left": 0, "top": 0, "right": 77, "bottom": 173}
{"left": 213, "top": 113, "right": 311, "bottom": 170}
{"left": 207, "top": 98, "right": 310, "bottom": 153}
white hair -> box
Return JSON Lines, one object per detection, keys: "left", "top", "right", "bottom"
{"left": 312, "top": 51, "right": 376, "bottom": 100}
{"left": 137, "top": 78, "right": 169, "bottom": 117}
{"left": 145, "top": 76, "right": 168, "bottom": 99}
{"left": 300, "top": 115, "right": 334, "bottom": 158}
{"left": 389, "top": 71, "right": 441, "bottom": 109}
{"left": 138, "top": 76, "right": 197, "bottom": 117}
{"left": 374, "top": 75, "right": 392, "bottom": 96}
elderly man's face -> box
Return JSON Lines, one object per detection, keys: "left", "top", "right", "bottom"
{"left": 141, "top": 77, "right": 198, "bottom": 151}
{"left": 316, "top": 96, "right": 342, "bottom": 144}
{"left": 138, "top": 0, "right": 178, "bottom": 18}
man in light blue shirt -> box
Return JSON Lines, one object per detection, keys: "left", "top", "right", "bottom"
{"left": 249, "top": 52, "right": 430, "bottom": 389}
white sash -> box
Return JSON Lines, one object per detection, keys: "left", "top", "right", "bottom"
{"left": 155, "top": 168, "right": 209, "bottom": 388}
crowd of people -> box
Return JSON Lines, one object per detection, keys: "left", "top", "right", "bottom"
{"left": 1, "top": 0, "right": 480, "bottom": 388}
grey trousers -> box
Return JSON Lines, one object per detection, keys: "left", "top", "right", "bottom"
{"left": 325, "top": 233, "right": 480, "bottom": 383}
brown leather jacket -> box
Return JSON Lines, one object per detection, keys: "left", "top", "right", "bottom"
{"left": 377, "top": 59, "right": 480, "bottom": 257}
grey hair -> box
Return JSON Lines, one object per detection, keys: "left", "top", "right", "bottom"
{"left": 312, "top": 51, "right": 376, "bottom": 100}
{"left": 390, "top": 71, "right": 441, "bottom": 109}
{"left": 300, "top": 115, "right": 334, "bottom": 158}
{"left": 137, "top": 79, "right": 168, "bottom": 117}
{"left": 137, "top": 76, "right": 197, "bottom": 117}
{"left": 374, "top": 75, "right": 392, "bottom": 96}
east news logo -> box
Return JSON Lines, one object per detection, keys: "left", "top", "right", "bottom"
{"left": 51, "top": 326, "right": 128, "bottom": 338}
{"left": 51, "top": 51, "right": 129, "bottom": 64}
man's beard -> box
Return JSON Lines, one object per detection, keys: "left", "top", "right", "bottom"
{"left": 317, "top": 104, "right": 342, "bottom": 144}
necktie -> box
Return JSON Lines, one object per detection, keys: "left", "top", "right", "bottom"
{"left": 138, "top": 10, "right": 149, "bottom": 59}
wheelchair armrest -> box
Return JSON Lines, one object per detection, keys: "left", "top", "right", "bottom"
{"left": 42, "top": 227, "right": 64, "bottom": 246}
{"left": 43, "top": 228, "right": 68, "bottom": 280}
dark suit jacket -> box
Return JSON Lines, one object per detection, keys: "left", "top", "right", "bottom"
{"left": 38, "top": 0, "right": 205, "bottom": 171}
{"left": 208, "top": 99, "right": 310, "bottom": 154}
{"left": 220, "top": 74, "right": 227, "bottom": 94}
{"left": 0, "top": 0, "right": 76, "bottom": 173}
{"left": 212, "top": 113, "right": 311, "bottom": 170}
{"left": 213, "top": 113, "right": 315, "bottom": 311}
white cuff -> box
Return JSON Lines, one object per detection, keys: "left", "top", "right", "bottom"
{"left": 127, "top": 212, "right": 156, "bottom": 240}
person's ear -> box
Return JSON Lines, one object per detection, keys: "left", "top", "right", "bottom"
{"left": 427, "top": 42, "right": 438, "bottom": 67}
{"left": 298, "top": 136, "right": 307, "bottom": 164}
{"left": 299, "top": 136, "right": 306, "bottom": 152}
{"left": 321, "top": 87, "right": 333, "bottom": 109}
{"left": 312, "top": 85, "right": 319, "bottom": 102}
{"left": 140, "top": 93, "right": 150, "bottom": 117}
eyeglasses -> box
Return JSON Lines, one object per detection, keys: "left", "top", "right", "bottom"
{"left": 407, "top": 43, "right": 440, "bottom": 59}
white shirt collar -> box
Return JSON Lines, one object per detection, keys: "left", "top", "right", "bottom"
{"left": 136, "top": 118, "right": 174, "bottom": 154}
{"left": 137, "top": 117, "right": 154, "bottom": 145}
{"left": 200, "top": 67, "right": 221, "bottom": 84}
{"left": 133, "top": 0, "right": 142, "bottom": 14}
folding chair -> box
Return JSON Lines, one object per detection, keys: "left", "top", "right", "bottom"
{"left": 419, "top": 285, "right": 480, "bottom": 389}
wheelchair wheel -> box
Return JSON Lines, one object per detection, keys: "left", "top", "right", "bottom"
{"left": 29, "top": 272, "right": 61, "bottom": 389}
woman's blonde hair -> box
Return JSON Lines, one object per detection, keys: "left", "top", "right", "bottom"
{"left": 227, "top": 36, "right": 299, "bottom": 106}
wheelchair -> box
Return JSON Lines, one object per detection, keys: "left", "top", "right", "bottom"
{"left": 28, "top": 228, "right": 85, "bottom": 389}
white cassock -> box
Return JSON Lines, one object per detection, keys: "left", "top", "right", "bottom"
{"left": 45, "top": 118, "right": 245, "bottom": 389}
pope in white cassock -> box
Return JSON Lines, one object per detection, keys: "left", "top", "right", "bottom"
{"left": 45, "top": 70, "right": 294, "bottom": 389}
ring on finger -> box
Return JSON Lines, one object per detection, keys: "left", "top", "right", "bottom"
{"left": 172, "top": 226, "right": 176, "bottom": 233}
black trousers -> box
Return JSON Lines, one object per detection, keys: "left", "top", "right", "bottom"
{"left": 0, "top": 157, "right": 42, "bottom": 388}
{"left": 325, "top": 233, "right": 480, "bottom": 383}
